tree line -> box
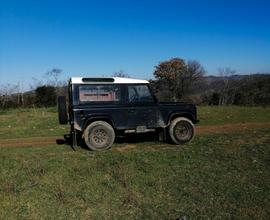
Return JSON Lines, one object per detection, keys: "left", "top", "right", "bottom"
{"left": 150, "top": 59, "right": 270, "bottom": 106}
{"left": 0, "top": 69, "right": 67, "bottom": 109}
{"left": 1, "top": 58, "right": 269, "bottom": 109}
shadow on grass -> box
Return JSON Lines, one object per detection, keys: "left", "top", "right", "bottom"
{"left": 56, "top": 132, "right": 161, "bottom": 151}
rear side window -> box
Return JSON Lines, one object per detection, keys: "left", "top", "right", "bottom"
{"left": 128, "top": 85, "right": 154, "bottom": 103}
{"left": 79, "top": 85, "right": 121, "bottom": 102}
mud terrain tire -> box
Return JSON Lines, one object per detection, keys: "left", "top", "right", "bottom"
{"left": 169, "top": 117, "right": 194, "bottom": 144}
{"left": 84, "top": 121, "right": 115, "bottom": 151}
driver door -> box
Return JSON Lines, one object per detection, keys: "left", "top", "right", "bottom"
{"left": 126, "top": 84, "right": 162, "bottom": 130}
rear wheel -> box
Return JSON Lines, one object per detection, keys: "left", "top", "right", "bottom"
{"left": 169, "top": 117, "right": 194, "bottom": 144}
{"left": 58, "top": 96, "right": 68, "bottom": 124}
{"left": 84, "top": 121, "right": 115, "bottom": 151}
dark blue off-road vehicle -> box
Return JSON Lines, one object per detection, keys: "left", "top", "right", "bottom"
{"left": 58, "top": 77, "right": 198, "bottom": 151}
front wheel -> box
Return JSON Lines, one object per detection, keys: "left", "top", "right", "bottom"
{"left": 169, "top": 117, "right": 195, "bottom": 144}
{"left": 83, "top": 121, "right": 115, "bottom": 151}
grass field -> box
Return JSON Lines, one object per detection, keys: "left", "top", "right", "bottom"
{"left": 0, "top": 107, "right": 68, "bottom": 139}
{"left": 0, "top": 106, "right": 270, "bottom": 219}
{"left": 0, "top": 106, "right": 270, "bottom": 139}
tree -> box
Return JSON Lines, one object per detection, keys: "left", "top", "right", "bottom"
{"left": 209, "top": 92, "right": 220, "bottom": 105}
{"left": 153, "top": 58, "right": 205, "bottom": 101}
{"left": 35, "top": 86, "right": 57, "bottom": 107}
{"left": 217, "top": 67, "right": 236, "bottom": 105}
{"left": 113, "top": 70, "right": 131, "bottom": 78}
{"left": 0, "top": 84, "right": 18, "bottom": 108}
{"left": 44, "top": 68, "right": 68, "bottom": 97}
{"left": 14, "top": 81, "right": 25, "bottom": 107}
{"left": 45, "top": 68, "right": 62, "bottom": 87}
{"left": 233, "top": 74, "right": 270, "bottom": 106}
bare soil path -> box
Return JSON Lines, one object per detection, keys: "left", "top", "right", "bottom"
{"left": 196, "top": 122, "right": 270, "bottom": 135}
{"left": 0, "top": 136, "right": 64, "bottom": 148}
{"left": 0, "top": 122, "right": 270, "bottom": 148}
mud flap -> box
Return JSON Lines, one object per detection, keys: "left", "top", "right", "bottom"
{"left": 158, "top": 128, "right": 166, "bottom": 142}
{"left": 71, "top": 123, "right": 77, "bottom": 150}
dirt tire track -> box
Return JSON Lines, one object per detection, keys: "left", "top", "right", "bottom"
{"left": 0, "top": 123, "right": 270, "bottom": 148}
{"left": 0, "top": 136, "right": 63, "bottom": 148}
{"left": 196, "top": 122, "right": 270, "bottom": 135}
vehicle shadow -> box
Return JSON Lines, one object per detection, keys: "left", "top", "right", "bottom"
{"left": 115, "top": 133, "right": 160, "bottom": 144}
{"left": 56, "top": 132, "right": 161, "bottom": 151}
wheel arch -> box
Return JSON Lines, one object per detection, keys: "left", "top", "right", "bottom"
{"left": 168, "top": 112, "right": 195, "bottom": 125}
{"left": 82, "top": 116, "right": 115, "bottom": 131}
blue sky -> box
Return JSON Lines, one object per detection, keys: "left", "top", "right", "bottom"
{"left": 1, "top": 0, "right": 270, "bottom": 87}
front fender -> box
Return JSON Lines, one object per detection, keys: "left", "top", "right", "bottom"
{"left": 167, "top": 111, "right": 196, "bottom": 125}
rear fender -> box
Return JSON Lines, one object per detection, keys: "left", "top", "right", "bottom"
{"left": 82, "top": 115, "right": 115, "bottom": 131}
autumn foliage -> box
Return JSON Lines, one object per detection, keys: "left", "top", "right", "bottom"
{"left": 153, "top": 58, "right": 205, "bottom": 101}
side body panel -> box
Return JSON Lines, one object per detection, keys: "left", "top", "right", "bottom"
{"left": 70, "top": 83, "right": 198, "bottom": 131}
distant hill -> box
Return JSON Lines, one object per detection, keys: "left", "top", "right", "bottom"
{"left": 204, "top": 73, "right": 269, "bottom": 82}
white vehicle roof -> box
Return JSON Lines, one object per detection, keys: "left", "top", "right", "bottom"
{"left": 70, "top": 77, "right": 149, "bottom": 84}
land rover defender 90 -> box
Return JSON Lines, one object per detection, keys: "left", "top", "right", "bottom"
{"left": 58, "top": 77, "right": 198, "bottom": 150}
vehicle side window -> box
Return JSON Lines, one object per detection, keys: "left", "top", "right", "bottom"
{"left": 79, "top": 85, "right": 121, "bottom": 103}
{"left": 128, "top": 85, "right": 154, "bottom": 103}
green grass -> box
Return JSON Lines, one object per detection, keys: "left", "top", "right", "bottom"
{"left": 0, "top": 107, "right": 68, "bottom": 139}
{"left": 0, "top": 107, "right": 269, "bottom": 218}
{"left": 0, "top": 106, "right": 269, "bottom": 139}
{"left": 0, "top": 129, "right": 269, "bottom": 219}
{"left": 198, "top": 106, "right": 270, "bottom": 125}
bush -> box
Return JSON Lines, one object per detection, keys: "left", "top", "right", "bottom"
{"left": 35, "top": 86, "right": 57, "bottom": 107}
